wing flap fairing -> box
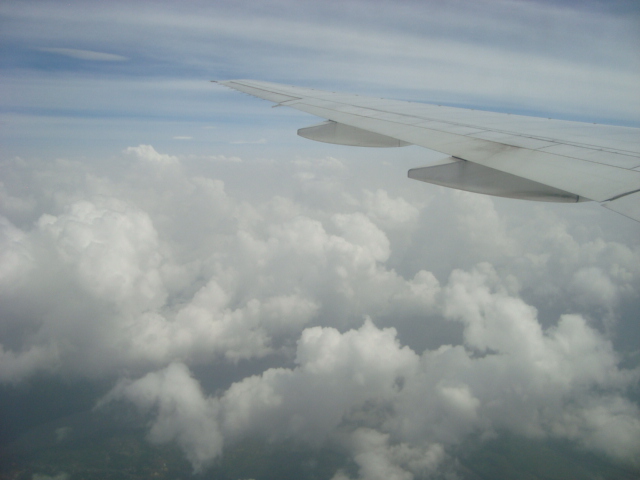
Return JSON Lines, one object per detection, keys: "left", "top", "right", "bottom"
{"left": 298, "top": 120, "right": 412, "bottom": 147}
{"left": 408, "top": 157, "right": 583, "bottom": 202}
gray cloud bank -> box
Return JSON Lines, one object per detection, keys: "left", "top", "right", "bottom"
{"left": 1, "top": 144, "right": 639, "bottom": 477}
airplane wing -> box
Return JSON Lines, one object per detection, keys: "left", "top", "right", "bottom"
{"left": 216, "top": 80, "right": 640, "bottom": 223}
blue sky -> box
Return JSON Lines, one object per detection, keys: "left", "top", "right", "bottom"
{"left": 2, "top": 0, "right": 639, "bottom": 159}
{"left": 1, "top": 1, "right": 640, "bottom": 478}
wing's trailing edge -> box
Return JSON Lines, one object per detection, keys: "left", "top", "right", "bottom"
{"left": 603, "top": 191, "right": 640, "bottom": 222}
{"left": 217, "top": 79, "right": 640, "bottom": 223}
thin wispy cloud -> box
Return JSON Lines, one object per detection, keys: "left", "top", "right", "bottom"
{"left": 230, "top": 138, "right": 267, "bottom": 144}
{"left": 37, "top": 47, "right": 128, "bottom": 61}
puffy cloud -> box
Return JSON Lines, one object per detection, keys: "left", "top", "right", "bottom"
{"left": 0, "top": 180, "right": 36, "bottom": 219}
{"left": 387, "top": 266, "right": 640, "bottom": 464}
{"left": 0, "top": 343, "right": 58, "bottom": 384}
{"left": 219, "top": 319, "right": 417, "bottom": 444}
{"left": 0, "top": 146, "right": 436, "bottom": 380}
{"left": 0, "top": 216, "right": 33, "bottom": 293}
{"left": 1, "top": 144, "right": 639, "bottom": 475}
{"left": 103, "top": 320, "right": 422, "bottom": 470}
{"left": 332, "top": 429, "right": 444, "bottom": 480}
{"left": 362, "top": 189, "right": 419, "bottom": 229}
{"left": 103, "top": 293, "right": 639, "bottom": 472}
{"left": 449, "top": 191, "right": 518, "bottom": 259}
{"left": 36, "top": 198, "right": 166, "bottom": 310}
{"left": 553, "top": 396, "right": 640, "bottom": 463}
{"left": 570, "top": 266, "right": 619, "bottom": 308}
{"left": 102, "top": 261, "right": 639, "bottom": 470}
{"left": 102, "top": 362, "right": 223, "bottom": 473}
{"left": 125, "top": 144, "right": 179, "bottom": 165}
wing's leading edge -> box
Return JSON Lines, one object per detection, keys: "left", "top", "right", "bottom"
{"left": 217, "top": 80, "right": 640, "bottom": 223}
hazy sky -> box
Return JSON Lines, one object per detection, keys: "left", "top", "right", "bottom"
{"left": 1, "top": 0, "right": 639, "bottom": 478}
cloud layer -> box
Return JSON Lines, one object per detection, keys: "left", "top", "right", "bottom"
{"left": 1, "top": 143, "right": 638, "bottom": 476}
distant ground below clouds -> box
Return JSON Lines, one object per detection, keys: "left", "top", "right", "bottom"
{"left": 1, "top": 392, "right": 638, "bottom": 480}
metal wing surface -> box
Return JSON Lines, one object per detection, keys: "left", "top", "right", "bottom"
{"left": 217, "top": 80, "right": 640, "bottom": 223}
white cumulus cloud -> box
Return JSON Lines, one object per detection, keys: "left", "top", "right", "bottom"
{"left": 1, "top": 143, "right": 638, "bottom": 475}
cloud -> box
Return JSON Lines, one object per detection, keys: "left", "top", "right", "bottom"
{"left": 103, "top": 294, "right": 639, "bottom": 472}
{"left": 218, "top": 319, "right": 416, "bottom": 443}
{"left": 6, "top": 0, "right": 638, "bottom": 124}
{"left": 0, "top": 344, "right": 58, "bottom": 384}
{"left": 362, "top": 189, "right": 420, "bottom": 229}
{"left": 125, "top": 144, "right": 179, "bottom": 165}
{"left": 38, "top": 47, "right": 127, "bottom": 61}
{"left": 100, "top": 363, "right": 223, "bottom": 473}
{"left": 196, "top": 154, "right": 242, "bottom": 163}
{"left": 0, "top": 216, "right": 33, "bottom": 293}
{"left": 37, "top": 198, "right": 166, "bottom": 309}
{"left": 230, "top": 139, "right": 267, "bottom": 145}
{"left": 103, "top": 320, "right": 423, "bottom": 469}
{"left": 2, "top": 144, "right": 639, "bottom": 475}
{"left": 569, "top": 266, "right": 618, "bottom": 308}
{"left": 332, "top": 428, "right": 444, "bottom": 480}
{"left": 0, "top": 145, "right": 428, "bottom": 378}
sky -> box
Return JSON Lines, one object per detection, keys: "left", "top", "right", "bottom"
{"left": 1, "top": 0, "right": 640, "bottom": 478}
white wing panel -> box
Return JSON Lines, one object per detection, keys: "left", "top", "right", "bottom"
{"left": 537, "top": 144, "right": 640, "bottom": 169}
{"left": 604, "top": 191, "right": 640, "bottom": 222}
{"left": 467, "top": 131, "right": 558, "bottom": 150}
